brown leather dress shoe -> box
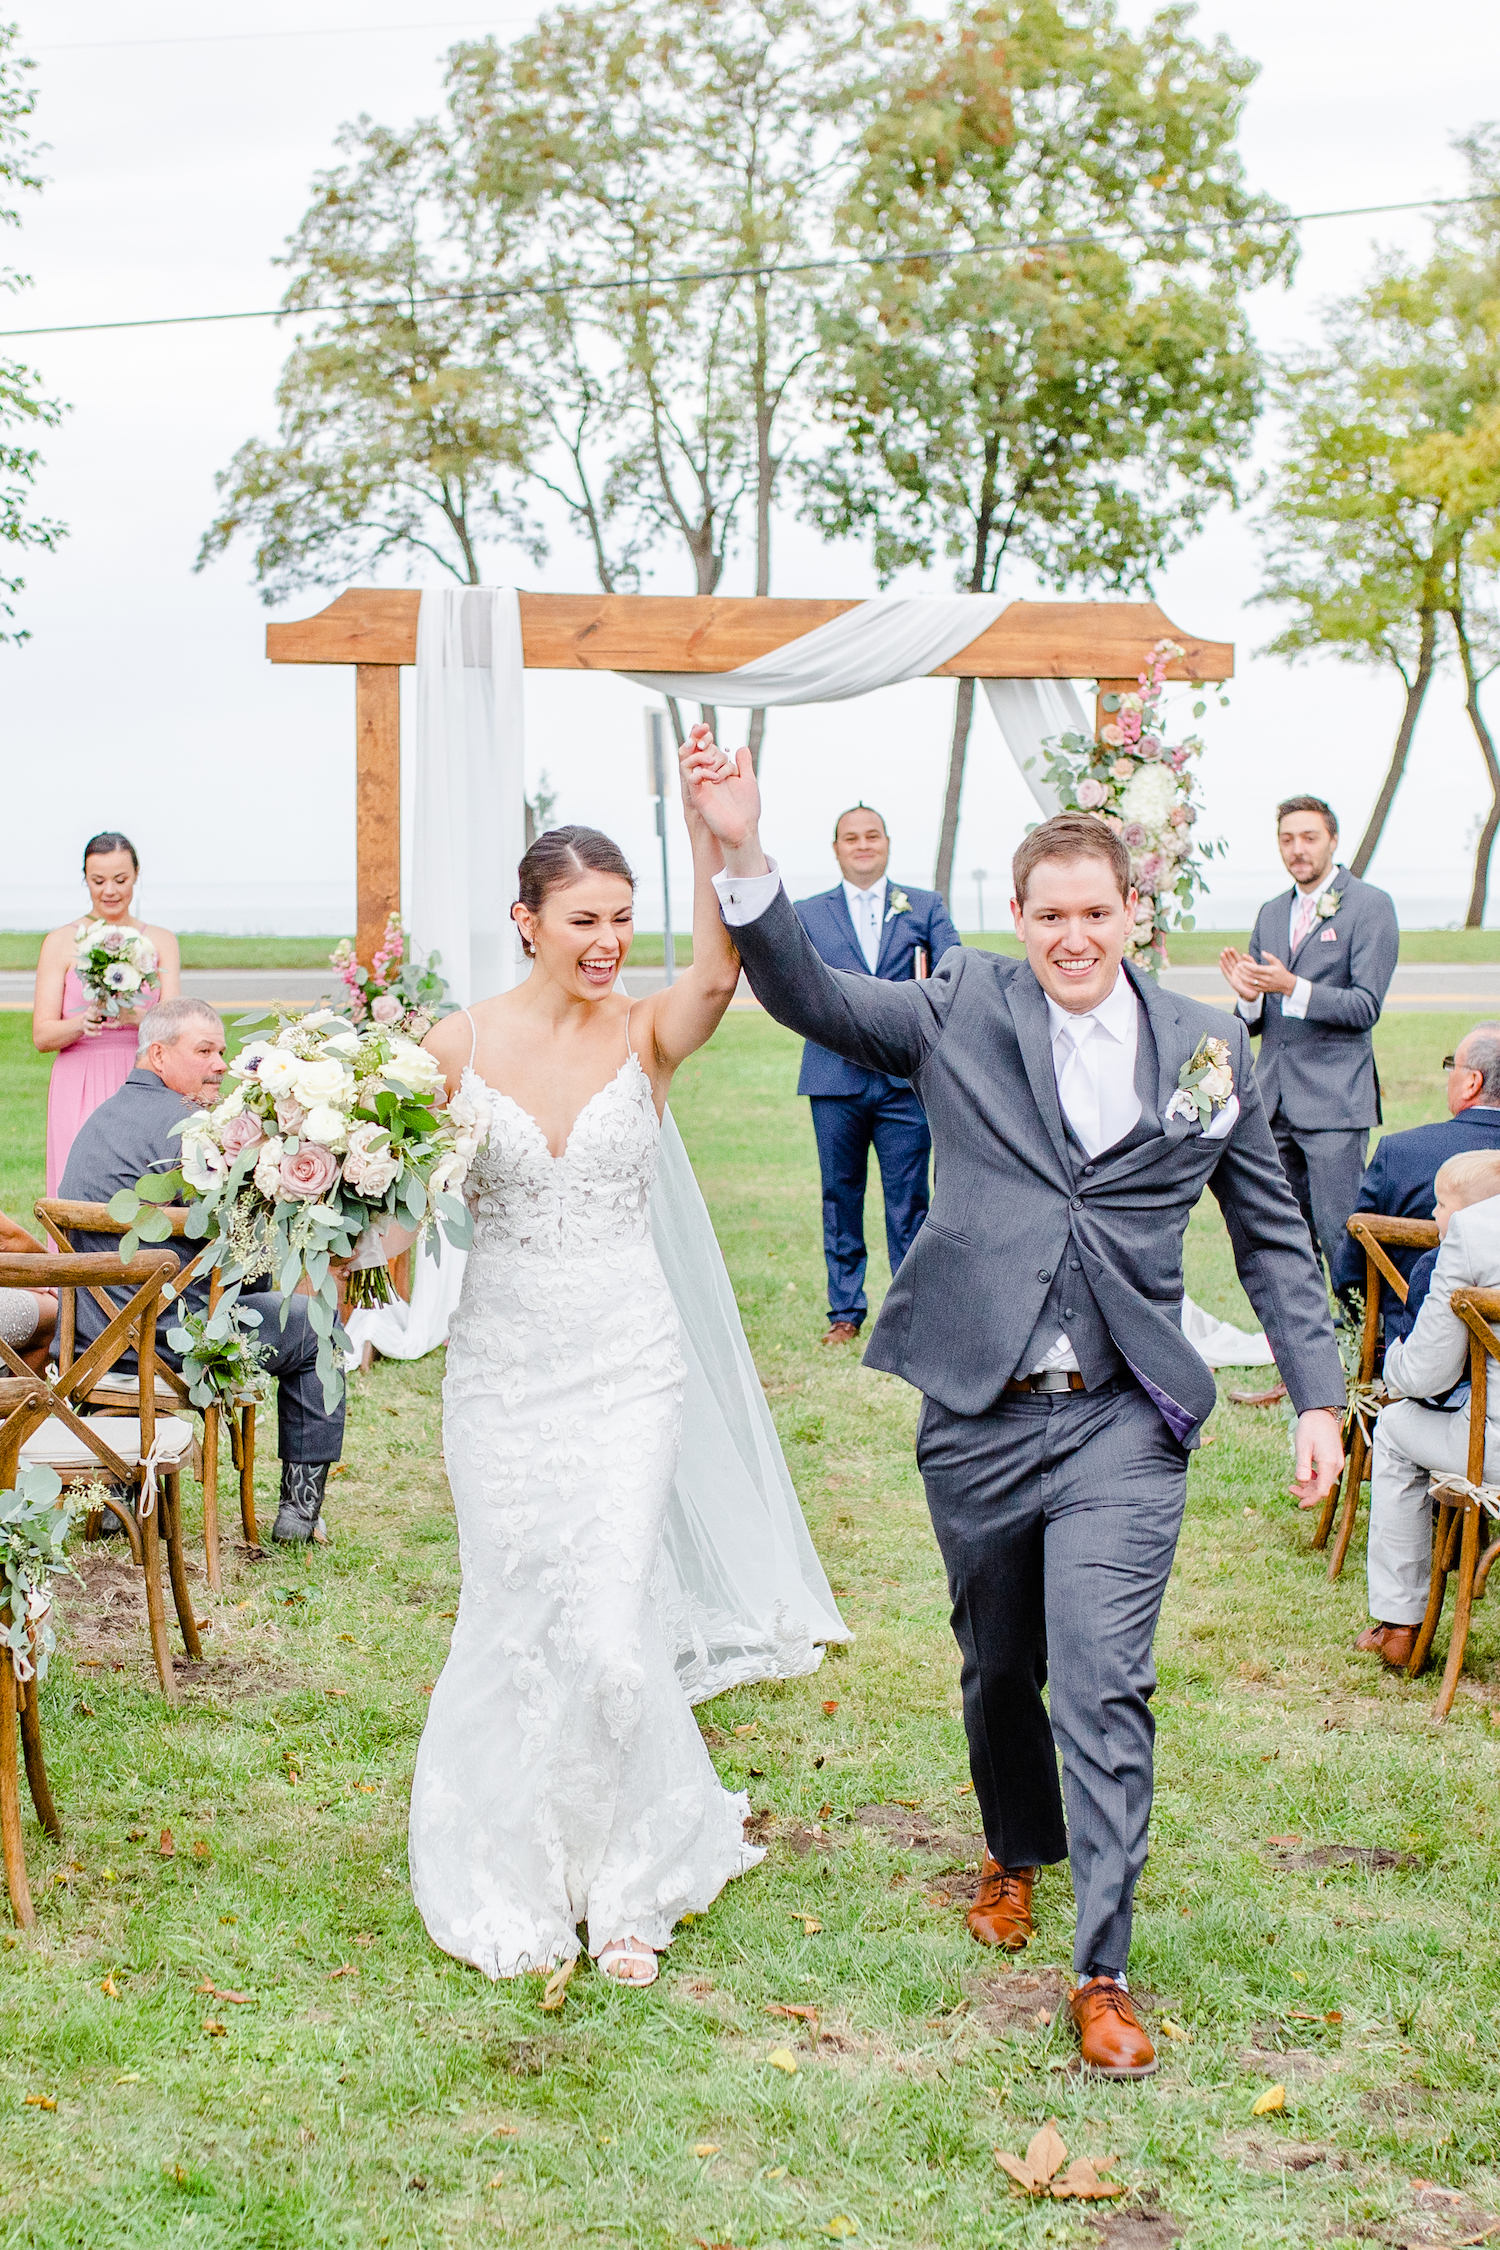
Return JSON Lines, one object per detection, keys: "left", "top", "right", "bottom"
{"left": 1227, "top": 1381, "right": 1287, "bottom": 1408}
{"left": 1356, "top": 1620, "right": 1417, "bottom": 1669}
{"left": 1069, "top": 1978, "right": 1159, "bottom": 2077}
{"left": 966, "top": 1856, "right": 1035, "bottom": 1950}
{"left": 820, "top": 1321, "right": 861, "bottom": 1346}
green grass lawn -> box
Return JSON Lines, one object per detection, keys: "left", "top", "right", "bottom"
{"left": 3, "top": 1008, "right": 1500, "bottom": 2246}
{"left": 4, "top": 926, "right": 1499, "bottom": 974}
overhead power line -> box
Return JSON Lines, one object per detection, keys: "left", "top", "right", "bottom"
{"left": 2, "top": 191, "right": 1495, "bottom": 344}
{"left": 33, "top": 17, "right": 525, "bottom": 55}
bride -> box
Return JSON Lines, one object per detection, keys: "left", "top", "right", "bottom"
{"left": 407, "top": 731, "right": 763, "bottom": 1987}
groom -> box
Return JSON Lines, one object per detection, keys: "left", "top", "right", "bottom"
{"left": 686, "top": 745, "right": 1345, "bottom": 2078}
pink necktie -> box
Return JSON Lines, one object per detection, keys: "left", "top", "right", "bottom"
{"left": 1290, "top": 893, "right": 1316, "bottom": 954}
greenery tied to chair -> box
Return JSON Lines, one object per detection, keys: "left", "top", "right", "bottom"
{"left": 165, "top": 1301, "right": 273, "bottom": 1414}
{"left": 0, "top": 1465, "right": 82, "bottom": 1684}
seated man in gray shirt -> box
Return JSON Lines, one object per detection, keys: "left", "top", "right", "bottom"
{"left": 59, "top": 995, "right": 344, "bottom": 1543}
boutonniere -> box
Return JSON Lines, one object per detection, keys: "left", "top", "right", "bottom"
{"left": 884, "top": 889, "right": 911, "bottom": 923}
{"left": 1315, "top": 889, "right": 1342, "bottom": 920}
{"left": 1165, "top": 1035, "right": 1235, "bottom": 1128}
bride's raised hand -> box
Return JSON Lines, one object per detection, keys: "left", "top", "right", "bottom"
{"left": 679, "top": 723, "right": 762, "bottom": 855}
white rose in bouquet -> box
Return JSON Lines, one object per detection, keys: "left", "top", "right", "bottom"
{"left": 215, "top": 1082, "right": 246, "bottom": 1121}
{"left": 179, "top": 1121, "right": 228, "bottom": 1191}
{"left": 428, "top": 1151, "right": 468, "bottom": 1199}
{"left": 253, "top": 1136, "right": 285, "bottom": 1200}
{"left": 381, "top": 1042, "right": 445, "bottom": 1099}
{"left": 302, "top": 1102, "right": 350, "bottom": 1151}
{"left": 1119, "top": 762, "right": 1178, "bottom": 828}
{"left": 343, "top": 1120, "right": 401, "bottom": 1197}
{"left": 245, "top": 1045, "right": 300, "bottom": 1096}
{"left": 291, "top": 1056, "right": 354, "bottom": 1110}
{"left": 444, "top": 1088, "right": 490, "bottom": 1162}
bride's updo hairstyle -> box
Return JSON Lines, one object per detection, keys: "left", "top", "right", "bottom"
{"left": 514, "top": 826, "right": 636, "bottom": 956}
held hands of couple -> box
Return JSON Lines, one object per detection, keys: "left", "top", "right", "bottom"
{"left": 680, "top": 724, "right": 769, "bottom": 873}
{"left": 1290, "top": 1408, "right": 1344, "bottom": 1507}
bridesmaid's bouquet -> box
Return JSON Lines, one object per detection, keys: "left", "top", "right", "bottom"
{"left": 108, "top": 1007, "right": 489, "bottom": 1408}
{"left": 73, "top": 918, "right": 159, "bottom": 1017}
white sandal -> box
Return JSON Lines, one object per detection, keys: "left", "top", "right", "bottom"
{"left": 596, "top": 1936, "right": 659, "bottom": 1987}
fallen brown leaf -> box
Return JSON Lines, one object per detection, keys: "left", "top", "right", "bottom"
{"left": 1252, "top": 2084, "right": 1286, "bottom": 2116}
{"left": 100, "top": 1975, "right": 120, "bottom": 2000}
{"left": 158, "top": 1828, "right": 174, "bottom": 1858}
{"left": 24, "top": 2095, "right": 56, "bottom": 2110}
{"left": 995, "top": 2119, "right": 1069, "bottom": 2195}
{"left": 693, "top": 2142, "right": 721, "bottom": 2157}
{"left": 191, "top": 1841, "right": 210, "bottom": 1861}
{"left": 1051, "top": 2157, "right": 1124, "bottom": 2201}
{"left": 819, "top": 1802, "right": 833, "bottom": 1820}
{"left": 539, "top": 1956, "right": 577, "bottom": 2013}
{"left": 732, "top": 1723, "right": 757, "bottom": 1738}
{"left": 202, "top": 2019, "right": 227, "bottom": 2037}
{"left": 766, "top": 2002, "right": 820, "bottom": 2022}
{"left": 821, "top": 1700, "right": 839, "bottom": 1715}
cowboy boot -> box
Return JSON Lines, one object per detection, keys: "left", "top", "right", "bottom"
{"left": 272, "top": 1462, "right": 330, "bottom": 1544}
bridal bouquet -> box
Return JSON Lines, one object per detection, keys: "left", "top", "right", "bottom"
{"left": 109, "top": 1007, "right": 489, "bottom": 1408}
{"left": 74, "top": 918, "right": 159, "bottom": 1017}
{"left": 1033, "top": 639, "right": 1226, "bottom": 974}
{"left": 329, "top": 914, "right": 453, "bottom": 1037}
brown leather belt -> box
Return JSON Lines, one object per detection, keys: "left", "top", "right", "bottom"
{"left": 1004, "top": 1370, "right": 1087, "bottom": 1395}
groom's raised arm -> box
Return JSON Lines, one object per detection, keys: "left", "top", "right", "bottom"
{"left": 719, "top": 871, "right": 947, "bottom": 1082}
{"left": 681, "top": 734, "right": 946, "bottom": 1081}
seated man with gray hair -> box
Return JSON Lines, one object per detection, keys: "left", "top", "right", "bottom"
{"left": 58, "top": 995, "right": 345, "bottom": 1543}
{"left": 1333, "top": 1020, "right": 1500, "bottom": 1349}
{"left": 1358, "top": 1148, "right": 1500, "bottom": 1671}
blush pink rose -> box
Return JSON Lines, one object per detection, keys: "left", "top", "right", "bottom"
{"left": 220, "top": 1111, "right": 265, "bottom": 1159}
{"left": 278, "top": 1143, "right": 340, "bottom": 1201}
{"left": 371, "top": 992, "right": 402, "bottom": 1025}
{"left": 275, "top": 1094, "right": 308, "bottom": 1133}
{"left": 1075, "top": 777, "right": 1110, "bottom": 809}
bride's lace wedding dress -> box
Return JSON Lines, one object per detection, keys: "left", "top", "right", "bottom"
{"left": 408, "top": 1012, "right": 764, "bottom": 1978}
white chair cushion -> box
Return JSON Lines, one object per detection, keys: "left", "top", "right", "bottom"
{"left": 90, "top": 1370, "right": 180, "bottom": 1403}
{"left": 19, "top": 1415, "right": 195, "bottom": 1471}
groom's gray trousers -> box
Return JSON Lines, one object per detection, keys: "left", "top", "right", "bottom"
{"left": 917, "top": 1378, "right": 1188, "bottom": 1978}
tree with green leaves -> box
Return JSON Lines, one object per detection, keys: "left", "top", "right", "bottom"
{"left": 198, "top": 118, "right": 542, "bottom": 598}
{"left": 1256, "top": 132, "right": 1500, "bottom": 897}
{"left": 0, "top": 23, "right": 66, "bottom": 641}
{"left": 451, "top": 0, "right": 873, "bottom": 759}
{"left": 804, "top": 0, "right": 1292, "bottom": 901}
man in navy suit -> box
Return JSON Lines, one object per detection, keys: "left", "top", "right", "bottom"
{"left": 1220, "top": 794, "right": 1399, "bottom": 1279}
{"left": 1332, "top": 1020, "right": 1500, "bottom": 1347}
{"left": 794, "top": 804, "right": 961, "bottom": 1342}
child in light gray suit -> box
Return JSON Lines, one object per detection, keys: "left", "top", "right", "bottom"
{"left": 1361, "top": 1149, "right": 1500, "bottom": 1668}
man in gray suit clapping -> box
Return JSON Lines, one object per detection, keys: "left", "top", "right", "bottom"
{"left": 1219, "top": 795, "right": 1399, "bottom": 1282}
{"left": 684, "top": 740, "right": 1345, "bottom": 2081}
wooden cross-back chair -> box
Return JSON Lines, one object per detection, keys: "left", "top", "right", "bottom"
{"left": 1406, "top": 1285, "right": 1500, "bottom": 1720}
{"left": 34, "top": 1200, "right": 260, "bottom": 1589}
{"left": 1314, "top": 1213, "right": 1441, "bottom": 1580}
{"left": 0, "top": 1248, "right": 198, "bottom": 1708}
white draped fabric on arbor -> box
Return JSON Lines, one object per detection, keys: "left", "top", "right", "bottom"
{"left": 344, "top": 583, "right": 1270, "bottom": 1398}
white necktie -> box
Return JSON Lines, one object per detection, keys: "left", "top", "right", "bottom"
{"left": 1055, "top": 1016, "right": 1103, "bottom": 1158}
{"left": 1290, "top": 891, "right": 1316, "bottom": 954}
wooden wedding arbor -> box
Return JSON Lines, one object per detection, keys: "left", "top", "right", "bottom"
{"left": 266, "top": 589, "right": 1234, "bottom": 965}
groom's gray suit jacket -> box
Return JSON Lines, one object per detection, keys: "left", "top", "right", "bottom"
{"left": 731, "top": 892, "right": 1344, "bottom": 1439}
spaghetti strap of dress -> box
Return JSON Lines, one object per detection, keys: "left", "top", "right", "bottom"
{"left": 624, "top": 1002, "right": 636, "bottom": 1061}
{"left": 463, "top": 1007, "right": 479, "bottom": 1069}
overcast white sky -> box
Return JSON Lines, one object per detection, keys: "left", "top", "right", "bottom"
{"left": 3, "top": 0, "right": 1498, "bottom": 937}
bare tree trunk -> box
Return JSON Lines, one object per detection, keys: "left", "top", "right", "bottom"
{"left": 1453, "top": 604, "right": 1500, "bottom": 926}
{"left": 747, "top": 277, "right": 774, "bottom": 775}
{"left": 934, "top": 678, "right": 976, "bottom": 905}
{"left": 1350, "top": 608, "right": 1437, "bottom": 875}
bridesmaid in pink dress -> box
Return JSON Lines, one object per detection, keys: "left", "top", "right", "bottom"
{"left": 33, "top": 832, "right": 181, "bottom": 1196}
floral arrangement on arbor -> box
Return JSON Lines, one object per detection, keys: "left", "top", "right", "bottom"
{"left": 109, "top": 1007, "right": 489, "bottom": 1407}
{"left": 1034, "top": 638, "right": 1225, "bottom": 973}
{"left": 329, "top": 915, "right": 454, "bottom": 1035}
{"left": 73, "top": 919, "right": 159, "bottom": 1017}
{"left": 0, "top": 1465, "right": 81, "bottom": 1684}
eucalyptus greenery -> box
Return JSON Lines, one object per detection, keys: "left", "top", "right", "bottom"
{"left": 164, "top": 1300, "right": 274, "bottom": 1413}
{"left": 0, "top": 1464, "right": 81, "bottom": 1683}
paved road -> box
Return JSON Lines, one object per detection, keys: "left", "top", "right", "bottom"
{"left": 3, "top": 961, "right": 1497, "bottom": 1015}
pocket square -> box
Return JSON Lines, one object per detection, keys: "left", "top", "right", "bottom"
{"left": 1204, "top": 1093, "right": 1240, "bottom": 1141}
{"left": 1319, "top": 926, "right": 1338, "bottom": 942}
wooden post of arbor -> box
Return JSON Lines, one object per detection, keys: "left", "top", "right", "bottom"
{"left": 267, "top": 592, "right": 1234, "bottom": 943}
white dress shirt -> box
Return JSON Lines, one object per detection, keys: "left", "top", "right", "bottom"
{"left": 1238, "top": 866, "right": 1339, "bottom": 1026}
{"left": 714, "top": 860, "right": 786, "bottom": 924}
{"left": 842, "top": 875, "right": 887, "bottom": 973}
{"left": 1031, "top": 970, "right": 1143, "bottom": 1371}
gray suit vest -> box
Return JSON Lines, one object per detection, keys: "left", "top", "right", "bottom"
{"left": 1016, "top": 1002, "right": 1160, "bottom": 1384}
